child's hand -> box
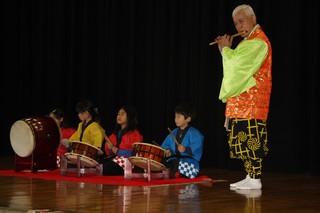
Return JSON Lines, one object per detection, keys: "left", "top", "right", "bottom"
{"left": 61, "top": 139, "right": 70, "bottom": 148}
{"left": 106, "top": 142, "right": 113, "bottom": 149}
{"left": 164, "top": 149, "right": 171, "bottom": 158}
{"left": 178, "top": 144, "right": 185, "bottom": 153}
{"left": 112, "top": 147, "right": 118, "bottom": 154}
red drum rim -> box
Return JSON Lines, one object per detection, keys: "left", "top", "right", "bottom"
{"left": 132, "top": 142, "right": 166, "bottom": 152}
{"left": 70, "top": 141, "right": 104, "bottom": 155}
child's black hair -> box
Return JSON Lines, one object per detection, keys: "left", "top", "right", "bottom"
{"left": 75, "top": 100, "right": 100, "bottom": 123}
{"left": 114, "top": 105, "right": 139, "bottom": 134}
{"left": 175, "top": 103, "right": 197, "bottom": 121}
{"left": 49, "top": 107, "right": 72, "bottom": 128}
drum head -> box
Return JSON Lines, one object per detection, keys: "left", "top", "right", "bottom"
{"left": 64, "top": 153, "right": 99, "bottom": 167}
{"left": 10, "top": 120, "right": 35, "bottom": 157}
{"left": 129, "top": 156, "right": 166, "bottom": 172}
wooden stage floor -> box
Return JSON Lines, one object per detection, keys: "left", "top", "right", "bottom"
{"left": 0, "top": 155, "right": 319, "bottom": 213}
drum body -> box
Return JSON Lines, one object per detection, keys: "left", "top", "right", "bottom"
{"left": 10, "top": 115, "right": 61, "bottom": 172}
{"left": 64, "top": 141, "right": 103, "bottom": 167}
{"left": 129, "top": 142, "right": 166, "bottom": 172}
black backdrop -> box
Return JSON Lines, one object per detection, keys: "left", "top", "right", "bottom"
{"left": 1, "top": 0, "right": 319, "bottom": 175}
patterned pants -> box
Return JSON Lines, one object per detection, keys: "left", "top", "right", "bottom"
{"left": 227, "top": 118, "right": 269, "bottom": 179}
{"left": 179, "top": 161, "right": 199, "bottom": 179}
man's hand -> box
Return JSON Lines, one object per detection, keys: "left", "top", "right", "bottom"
{"left": 216, "top": 34, "right": 233, "bottom": 53}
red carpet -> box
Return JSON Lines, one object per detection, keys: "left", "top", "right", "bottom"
{"left": 0, "top": 169, "right": 212, "bottom": 186}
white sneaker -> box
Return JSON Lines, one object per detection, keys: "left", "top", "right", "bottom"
{"left": 236, "top": 178, "right": 262, "bottom": 190}
{"left": 230, "top": 175, "right": 250, "bottom": 188}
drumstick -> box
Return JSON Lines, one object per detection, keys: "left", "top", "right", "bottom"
{"left": 102, "top": 129, "right": 118, "bottom": 157}
{"left": 152, "top": 140, "right": 160, "bottom": 146}
{"left": 101, "top": 128, "right": 113, "bottom": 148}
{"left": 167, "top": 127, "right": 180, "bottom": 146}
{"left": 104, "top": 132, "right": 113, "bottom": 148}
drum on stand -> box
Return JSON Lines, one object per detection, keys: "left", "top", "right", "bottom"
{"left": 10, "top": 115, "right": 61, "bottom": 172}
{"left": 129, "top": 142, "right": 166, "bottom": 172}
{"left": 64, "top": 141, "right": 103, "bottom": 167}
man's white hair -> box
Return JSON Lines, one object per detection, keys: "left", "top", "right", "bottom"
{"left": 232, "top": 4, "right": 255, "bottom": 17}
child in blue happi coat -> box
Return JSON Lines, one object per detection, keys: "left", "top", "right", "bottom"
{"left": 161, "top": 103, "right": 204, "bottom": 179}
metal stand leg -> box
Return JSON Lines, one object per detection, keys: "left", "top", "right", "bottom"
{"left": 60, "top": 154, "right": 67, "bottom": 176}
{"left": 147, "top": 158, "right": 151, "bottom": 182}
{"left": 77, "top": 155, "right": 85, "bottom": 178}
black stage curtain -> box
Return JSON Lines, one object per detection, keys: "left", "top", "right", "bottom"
{"left": 1, "top": 0, "right": 319, "bottom": 175}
